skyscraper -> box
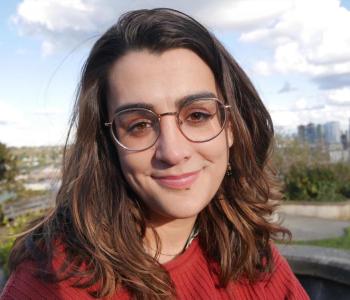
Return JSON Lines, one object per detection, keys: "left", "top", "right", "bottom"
{"left": 306, "top": 123, "right": 316, "bottom": 144}
{"left": 324, "top": 121, "right": 341, "bottom": 144}
{"left": 297, "top": 125, "right": 306, "bottom": 142}
{"left": 316, "top": 124, "right": 324, "bottom": 144}
{"left": 341, "top": 133, "right": 348, "bottom": 150}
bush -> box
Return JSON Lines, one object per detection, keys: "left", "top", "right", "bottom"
{"left": 0, "top": 238, "right": 15, "bottom": 277}
{"left": 340, "top": 182, "right": 350, "bottom": 198}
{"left": 284, "top": 165, "right": 347, "bottom": 202}
{"left": 273, "top": 135, "right": 350, "bottom": 202}
{"left": 0, "top": 143, "right": 19, "bottom": 191}
{"left": 0, "top": 212, "right": 42, "bottom": 278}
{"left": 330, "top": 163, "right": 350, "bottom": 198}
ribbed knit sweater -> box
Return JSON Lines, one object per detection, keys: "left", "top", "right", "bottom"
{"left": 0, "top": 239, "right": 309, "bottom": 299}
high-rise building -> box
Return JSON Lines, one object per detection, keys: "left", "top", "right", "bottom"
{"left": 306, "top": 123, "right": 317, "bottom": 144}
{"left": 324, "top": 121, "right": 341, "bottom": 144}
{"left": 297, "top": 125, "right": 306, "bottom": 142}
{"left": 341, "top": 133, "right": 348, "bottom": 150}
{"left": 316, "top": 124, "right": 324, "bottom": 144}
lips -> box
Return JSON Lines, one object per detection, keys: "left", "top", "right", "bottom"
{"left": 151, "top": 170, "right": 201, "bottom": 189}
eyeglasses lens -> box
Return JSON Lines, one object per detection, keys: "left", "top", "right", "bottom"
{"left": 112, "top": 99, "right": 226, "bottom": 151}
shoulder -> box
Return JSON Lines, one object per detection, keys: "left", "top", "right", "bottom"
{"left": 1, "top": 259, "right": 131, "bottom": 300}
{"left": 0, "top": 260, "right": 93, "bottom": 300}
{"left": 261, "top": 243, "right": 310, "bottom": 300}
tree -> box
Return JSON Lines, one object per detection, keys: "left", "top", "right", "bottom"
{"left": 272, "top": 134, "right": 329, "bottom": 177}
{"left": 0, "top": 142, "right": 19, "bottom": 192}
{"left": 272, "top": 135, "right": 349, "bottom": 202}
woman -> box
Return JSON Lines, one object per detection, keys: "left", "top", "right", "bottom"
{"left": 1, "top": 8, "right": 309, "bottom": 300}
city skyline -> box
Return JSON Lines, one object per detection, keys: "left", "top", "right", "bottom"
{"left": 296, "top": 118, "right": 350, "bottom": 144}
{"left": 1, "top": 0, "right": 350, "bottom": 146}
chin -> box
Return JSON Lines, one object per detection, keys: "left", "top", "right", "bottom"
{"left": 148, "top": 197, "right": 210, "bottom": 221}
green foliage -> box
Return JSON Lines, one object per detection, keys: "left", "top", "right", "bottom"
{"left": 340, "top": 183, "right": 350, "bottom": 198}
{"left": 0, "top": 212, "right": 42, "bottom": 277}
{"left": 331, "top": 163, "right": 350, "bottom": 198}
{"left": 0, "top": 205, "right": 4, "bottom": 225}
{"left": 284, "top": 165, "right": 346, "bottom": 201}
{"left": 294, "top": 227, "right": 350, "bottom": 250}
{"left": 272, "top": 134, "right": 329, "bottom": 177}
{"left": 273, "top": 135, "right": 350, "bottom": 202}
{"left": 0, "top": 142, "right": 19, "bottom": 192}
{"left": 11, "top": 188, "right": 49, "bottom": 202}
{"left": 0, "top": 239, "right": 14, "bottom": 277}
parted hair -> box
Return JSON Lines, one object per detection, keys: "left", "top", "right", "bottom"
{"left": 9, "top": 8, "right": 290, "bottom": 300}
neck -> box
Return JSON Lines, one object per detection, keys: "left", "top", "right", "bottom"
{"left": 144, "top": 214, "right": 197, "bottom": 263}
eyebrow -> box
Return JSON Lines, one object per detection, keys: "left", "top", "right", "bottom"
{"left": 113, "top": 91, "right": 218, "bottom": 114}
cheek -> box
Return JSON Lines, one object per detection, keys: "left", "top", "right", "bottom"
{"left": 118, "top": 150, "right": 151, "bottom": 182}
{"left": 202, "top": 134, "right": 229, "bottom": 163}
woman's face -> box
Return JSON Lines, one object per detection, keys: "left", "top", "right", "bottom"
{"left": 108, "top": 48, "right": 233, "bottom": 223}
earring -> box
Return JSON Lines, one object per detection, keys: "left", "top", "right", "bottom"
{"left": 225, "top": 163, "right": 233, "bottom": 177}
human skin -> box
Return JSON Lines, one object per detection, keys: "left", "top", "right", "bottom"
{"left": 107, "top": 48, "right": 233, "bottom": 261}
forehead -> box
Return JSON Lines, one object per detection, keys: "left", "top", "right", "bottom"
{"left": 107, "top": 48, "right": 218, "bottom": 114}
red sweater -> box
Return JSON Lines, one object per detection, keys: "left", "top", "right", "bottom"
{"left": 0, "top": 239, "right": 309, "bottom": 299}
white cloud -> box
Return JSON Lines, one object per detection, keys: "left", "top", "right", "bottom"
{"left": 253, "top": 61, "right": 271, "bottom": 76}
{"left": 270, "top": 110, "right": 299, "bottom": 128}
{"left": 245, "top": 0, "right": 350, "bottom": 88}
{"left": 327, "top": 88, "right": 350, "bottom": 106}
{"left": 0, "top": 101, "right": 24, "bottom": 126}
{"left": 11, "top": 0, "right": 296, "bottom": 56}
{"left": 0, "top": 100, "right": 68, "bottom": 146}
{"left": 14, "top": 0, "right": 97, "bottom": 32}
{"left": 270, "top": 104, "right": 349, "bottom": 132}
{"left": 32, "top": 107, "right": 65, "bottom": 116}
{"left": 12, "top": 0, "right": 104, "bottom": 55}
{"left": 269, "top": 86, "right": 350, "bottom": 132}
{"left": 41, "top": 40, "right": 55, "bottom": 57}
{"left": 197, "top": 0, "right": 293, "bottom": 29}
{"left": 0, "top": 121, "right": 68, "bottom": 147}
{"left": 278, "top": 81, "right": 296, "bottom": 94}
{"left": 12, "top": 0, "right": 350, "bottom": 80}
{"left": 294, "top": 98, "right": 308, "bottom": 110}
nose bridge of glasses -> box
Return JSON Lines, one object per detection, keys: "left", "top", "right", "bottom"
{"left": 157, "top": 111, "right": 178, "bottom": 118}
{"left": 157, "top": 111, "right": 182, "bottom": 126}
{"left": 156, "top": 111, "right": 190, "bottom": 157}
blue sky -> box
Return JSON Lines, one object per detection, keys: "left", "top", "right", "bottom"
{"left": 1, "top": 0, "right": 350, "bottom": 146}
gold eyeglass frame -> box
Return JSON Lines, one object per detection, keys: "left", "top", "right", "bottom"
{"left": 104, "top": 98, "right": 231, "bottom": 151}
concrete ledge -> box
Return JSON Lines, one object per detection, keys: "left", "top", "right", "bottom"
{"left": 279, "top": 200, "right": 350, "bottom": 220}
{"left": 278, "top": 244, "right": 350, "bottom": 299}
{"left": 278, "top": 244, "right": 350, "bottom": 285}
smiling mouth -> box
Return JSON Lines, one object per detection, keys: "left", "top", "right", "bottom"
{"left": 151, "top": 171, "right": 201, "bottom": 189}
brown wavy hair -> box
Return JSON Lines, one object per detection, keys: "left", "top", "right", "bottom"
{"left": 9, "top": 8, "right": 290, "bottom": 299}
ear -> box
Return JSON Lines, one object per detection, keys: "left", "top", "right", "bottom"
{"left": 226, "top": 120, "right": 234, "bottom": 148}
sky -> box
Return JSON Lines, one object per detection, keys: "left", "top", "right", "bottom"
{"left": 1, "top": 0, "right": 350, "bottom": 147}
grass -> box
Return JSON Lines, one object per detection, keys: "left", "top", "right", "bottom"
{"left": 292, "top": 227, "right": 350, "bottom": 251}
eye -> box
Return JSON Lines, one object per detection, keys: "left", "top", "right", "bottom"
{"left": 127, "top": 119, "right": 154, "bottom": 135}
{"left": 186, "top": 111, "right": 213, "bottom": 123}
{"left": 180, "top": 99, "right": 218, "bottom": 125}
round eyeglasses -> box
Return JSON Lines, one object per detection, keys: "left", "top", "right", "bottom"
{"left": 105, "top": 98, "right": 231, "bottom": 151}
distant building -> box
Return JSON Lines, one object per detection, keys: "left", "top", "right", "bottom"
{"left": 297, "top": 123, "right": 325, "bottom": 144}
{"left": 341, "top": 133, "right": 348, "bottom": 150}
{"left": 297, "top": 125, "right": 306, "bottom": 142}
{"left": 316, "top": 124, "right": 324, "bottom": 144}
{"left": 306, "top": 123, "right": 317, "bottom": 144}
{"left": 328, "top": 143, "right": 349, "bottom": 163}
{"left": 324, "top": 121, "right": 341, "bottom": 144}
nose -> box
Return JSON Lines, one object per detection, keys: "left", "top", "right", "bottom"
{"left": 154, "top": 116, "right": 192, "bottom": 165}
